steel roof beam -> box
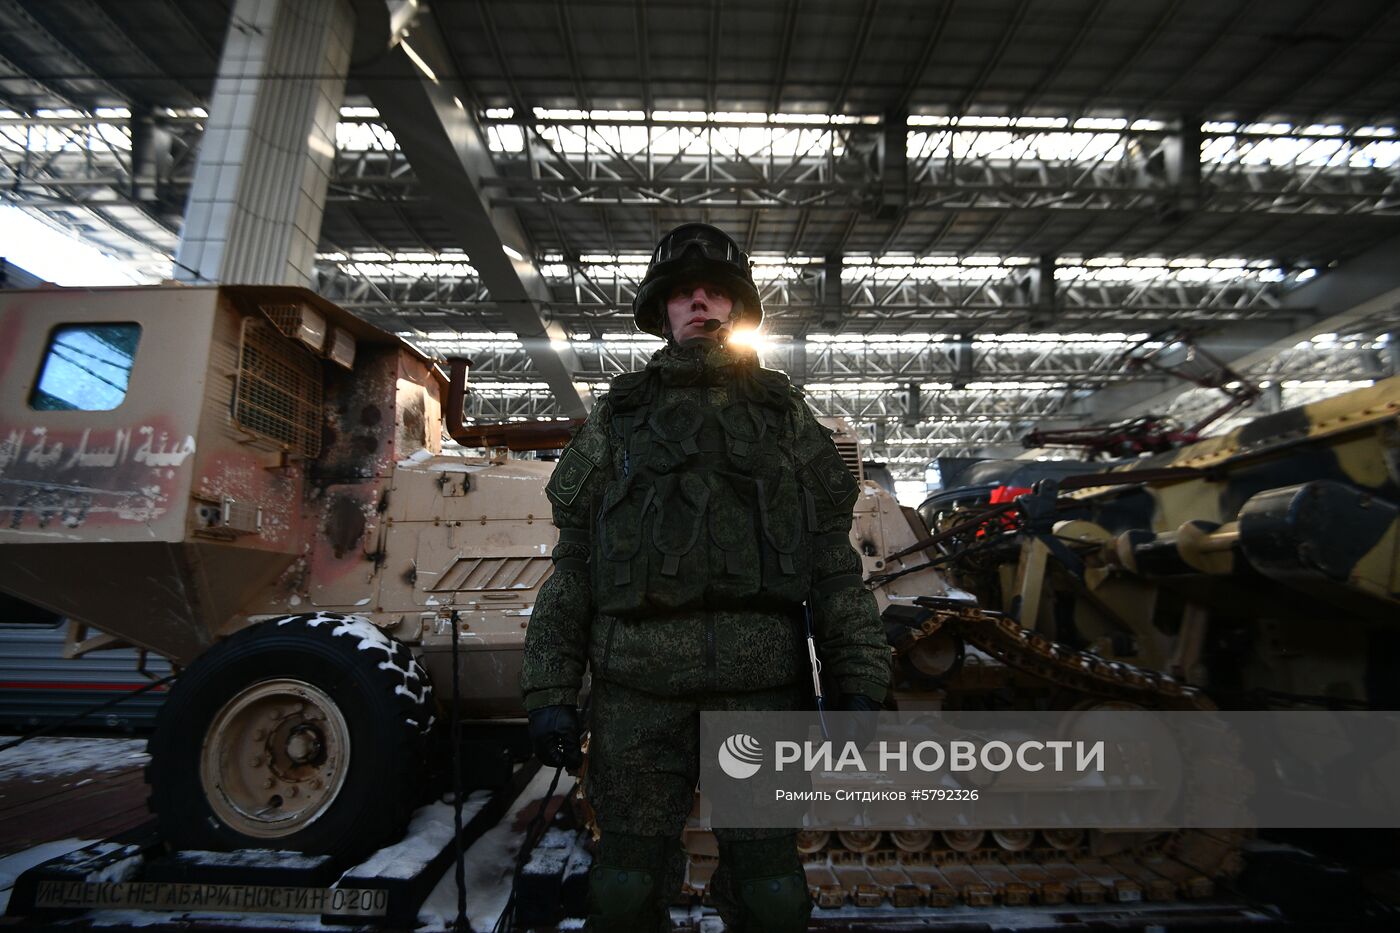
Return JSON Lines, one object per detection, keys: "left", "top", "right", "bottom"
{"left": 0, "top": 48, "right": 77, "bottom": 111}
{"left": 555, "top": 1, "right": 589, "bottom": 112}
{"left": 26, "top": 112, "right": 1400, "bottom": 221}
{"left": 1255, "top": 3, "right": 1400, "bottom": 126}
{"left": 1016, "top": 0, "right": 1107, "bottom": 115}
{"left": 634, "top": 1, "right": 652, "bottom": 114}
{"left": 1201, "top": 1, "right": 1322, "bottom": 121}
{"left": 832, "top": 0, "right": 881, "bottom": 115}
{"left": 0, "top": 0, "right": 124, "bottom": 108}
{"left": 1077, "top": 0, "right": 1182, "bottom": 120}
{"left": 65, "top": 0, "right": 198, "bottom": 109}
{"left": 347, "top": 0, "right": 590, "bottom": 416}
{"left": 767, "top": 0, "right": 801, "bottom": 114}
{"left": 473, "top": 0, "right": 531, "bottom": 124}
{"left": 955, "top": 0, "right": 1031, "bottom": 116}
{"left": 893, "top": 1, "right": 953, "bottom": 116}
{"left": 322, "top": 264, "right": 1295, "bottom": 333}
{"left": 392, "top": 336, "right": 1337, "bottom": 390}
{"left": 1077, "top": 233, "right": 1400, "bottom": 423}
{"left": 706, "top": 0, "right": 720, "bottom": 114}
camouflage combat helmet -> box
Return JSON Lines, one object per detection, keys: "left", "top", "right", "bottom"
{"left": 632, "top": 223, "right": 764, "bottom": 338}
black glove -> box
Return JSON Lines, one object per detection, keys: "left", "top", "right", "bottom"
{"left": 527, "top": 705, "right": 582, "bottom": 770}
{"left": 838, "top": 693, "right": 883, "bottom": 713}
{"left": 833, "top": 693, "right": 883, "bottom": 750}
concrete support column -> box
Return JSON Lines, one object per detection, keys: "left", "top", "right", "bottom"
{"left": 176, "top": 0, "right": 354, "bottom": 287}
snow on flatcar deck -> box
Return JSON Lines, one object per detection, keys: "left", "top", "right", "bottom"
{"left": 0, "top": 736, "right": 590, "bottom": 930}
{"left": 0, "top": 736, "right": 150, "bottom": 857}
{"left": 0, "top": 737, "right": 1292, "bottom": 931}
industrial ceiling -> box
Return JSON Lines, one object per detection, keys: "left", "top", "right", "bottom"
{"left": 2, "top": 0, "right": 1397, "bottom": 476}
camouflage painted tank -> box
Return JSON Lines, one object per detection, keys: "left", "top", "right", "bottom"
{"left": 918, "top": 377, "right": 1400, "bottom": 707}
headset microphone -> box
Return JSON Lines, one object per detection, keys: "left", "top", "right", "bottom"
{"left": 702, "top": 318, "right": 724, "bottom": 332}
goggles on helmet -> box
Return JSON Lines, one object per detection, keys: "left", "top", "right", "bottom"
{"left": 631, "top": 223, "right": 764, "bottom": 338}
{"left": 652, "top": 224, "right": 745, "bottom": 267}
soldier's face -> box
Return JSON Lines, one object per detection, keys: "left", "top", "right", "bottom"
{"left": 665, "top": 280, "right": 734, "bottom": 343}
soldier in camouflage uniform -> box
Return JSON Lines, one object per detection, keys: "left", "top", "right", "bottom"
{"left": 522, "top": 223, "right": 891, "bottom": 931}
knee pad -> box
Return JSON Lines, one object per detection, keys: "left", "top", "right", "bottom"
{"left": 587, "top": 864, "right": 661, "bottom": 931}
{"left": 736, "top": 869, "right": 811, "bottom": 933}
{"left": 713, "top": 836, "right": 811, "bottom": 933}
{"left": 586, "top": 833, "right": 677, "bottom": 933}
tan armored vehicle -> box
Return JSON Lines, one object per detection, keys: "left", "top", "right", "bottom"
{"left": 0, "top": 285, "right": 563, "bottom": 859}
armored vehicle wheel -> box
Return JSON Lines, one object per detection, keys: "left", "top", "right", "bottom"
{"left": 147, "top": 613, "right": 433, "bottom": 861}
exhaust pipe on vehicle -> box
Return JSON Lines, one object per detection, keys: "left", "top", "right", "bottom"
{"left": 444, "top": 357, "right": 583, "bottom": 452}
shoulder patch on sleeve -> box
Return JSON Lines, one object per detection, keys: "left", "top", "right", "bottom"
{"left": 546, "top": 445, "right": 596, "bottom": 508}
{"left": 791, "top": 403, "right": 857, "bottom": 510}
{"left": 812, "top": 443, "right": 859, "bottom": 509}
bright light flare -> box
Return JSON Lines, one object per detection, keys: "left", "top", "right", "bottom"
{"left": 726, "top": 327, "right": 770, "bottom": 354}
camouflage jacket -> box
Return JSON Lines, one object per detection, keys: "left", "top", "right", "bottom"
{"left": 521, "top": 342, "right": 891, "bottom": 709}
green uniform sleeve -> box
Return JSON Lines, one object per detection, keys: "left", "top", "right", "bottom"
{"left": 792, "top": 401, "right": 893, "bottom": 703}
{"left": 520, "top": 397, "right": 613, "bottom": 712}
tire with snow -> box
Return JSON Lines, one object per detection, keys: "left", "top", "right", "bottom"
{"left": 147, "top": 613, "right": 434, "bottom": 861}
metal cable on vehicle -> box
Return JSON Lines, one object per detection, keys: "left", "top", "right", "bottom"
{"left": 450, "top": 609, "right": 472, "bottom": 933}
{"left": 492, "top": 764, "right": 565, "bottom": 932}
{"left": 444, "top": 603, "right": 573, "bottom": 932}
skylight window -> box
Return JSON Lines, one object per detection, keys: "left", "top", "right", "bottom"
{"left": 443, "top": 109, "right": 1400, "bottom": 169}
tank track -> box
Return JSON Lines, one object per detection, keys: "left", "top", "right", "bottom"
{"left": 910, "top": 606, "right": 1212, "bottom": 712}
{"left": 680, "top": 607, "right": 1248, "bottom": 910}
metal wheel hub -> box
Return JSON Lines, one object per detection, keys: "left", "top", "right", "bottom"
{"left": 200, "top": 679, "right": 350, "bottom": 839}
{"left": 285, "top": 724, "right": 324, "bottom": 765}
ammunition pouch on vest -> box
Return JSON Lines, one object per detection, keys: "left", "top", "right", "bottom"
{"left": 592, "top": 364, "right": 817, "bottom": 617}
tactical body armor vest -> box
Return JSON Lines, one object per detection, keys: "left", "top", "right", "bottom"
{"left": 588, "top": 345, "right": 825, "bottom": 617}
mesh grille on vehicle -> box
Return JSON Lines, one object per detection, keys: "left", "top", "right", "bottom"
{"left": 233, "top": 317, "right": 322, "bottom": 458}
{"left": 258, "top": 304, "right": 306, "bottom": 338}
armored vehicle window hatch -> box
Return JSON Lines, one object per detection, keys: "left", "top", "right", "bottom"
{"left": 30, "top": 322, "right": 141, "bottom": 412}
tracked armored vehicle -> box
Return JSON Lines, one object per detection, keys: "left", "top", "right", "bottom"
{"left": 837, "top": 380, "right": 1400, "bottom": 909}
{"left": 918, "top": 377, "right": 1400, "bottom": 710}
{"left": 0, "top": 285, "right": 1256, "bottom": 912}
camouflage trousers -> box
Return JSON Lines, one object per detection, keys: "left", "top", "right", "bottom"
{"left": 585, "top": 677, "right": 812, "bottom": 931}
